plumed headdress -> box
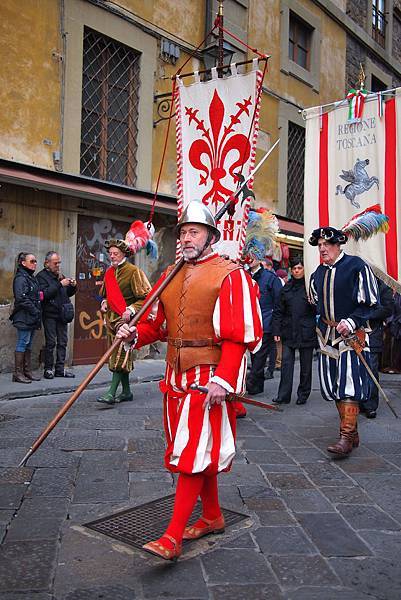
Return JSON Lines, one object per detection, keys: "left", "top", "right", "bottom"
{"left": 242, "top": 207, "right": 280, "bottom": 261}
{"left": 309, "top": 204, "right": 401, "bottom": 291}
{"left": 341, "top": 204, "right": 389, "bottom": 241}
{"left": 309, "top": 205, "right": 389, "bottom": 247}
{"left": 104, "top": 220, "right": 158, "bottom": 259}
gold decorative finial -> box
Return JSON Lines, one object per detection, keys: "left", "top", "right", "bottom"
{"left": 357, "top": 63, "right": 366, "bottom": 89}
{"left": 218, "top": 0, "right": 224, "bottom": 16}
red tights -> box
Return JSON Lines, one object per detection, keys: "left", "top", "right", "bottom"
{"left": 161, "top": 472, "right": 221, "bottom": 548}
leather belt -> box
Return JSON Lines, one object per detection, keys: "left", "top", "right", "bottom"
{"left": 322, "top": 318, "right": 339, "bottom": 327}
{"left": 167, "top": 337, "right": 218, "bottom": 348}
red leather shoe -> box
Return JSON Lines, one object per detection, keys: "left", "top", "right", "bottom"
{"left": 183, "top": 515, "right": 225, "bottom": 540}
{"left": 143, "top": 534, "right": 181, "bottom": 561}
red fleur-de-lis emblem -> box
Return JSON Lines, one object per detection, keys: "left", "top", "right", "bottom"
{"left": 185, "top": 89, "right": 252, "bottom": 207}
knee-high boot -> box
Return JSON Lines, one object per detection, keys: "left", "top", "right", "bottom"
{"left": 23, "top": 350, "right": 41, "bottom": 381}
{"left": 12, "top": 352, "right": 31, "bottom": 384}
{"left": 117, "top": 372, "right": 133, "bottom": 402}
{"left": 96, "top": 371, "right": 121, "bottom": 404}
{"left": 327, "top": 400, "right": 359, "bottom": 457}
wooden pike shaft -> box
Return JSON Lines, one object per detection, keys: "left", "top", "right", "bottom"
{"left": 18, "top": 258, "right": 185, "bottom": 467}
{"left": 18, "top": 196, "right": 241, "bottom": 467}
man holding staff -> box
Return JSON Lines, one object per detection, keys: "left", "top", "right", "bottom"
{"left": 97, "top": 234, "right": 151, "bottom": 405}
{"left": 117, "top": 200, "right": 263, "bottom": 561}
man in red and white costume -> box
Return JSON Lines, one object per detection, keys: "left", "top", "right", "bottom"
{"left": 117, "top": 200, "right": 263, "bottom": 561}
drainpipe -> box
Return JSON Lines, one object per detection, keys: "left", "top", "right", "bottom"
{"left": 54, "top": 0, "right": 66, "bottom": 172}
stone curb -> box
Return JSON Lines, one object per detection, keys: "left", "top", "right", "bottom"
{"left": 0, "top": 373, "right": 164, "bottom": 402}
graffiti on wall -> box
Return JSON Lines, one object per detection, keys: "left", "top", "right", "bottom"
{"left": 73, "top": 215, "right": 129, "bottom": 364}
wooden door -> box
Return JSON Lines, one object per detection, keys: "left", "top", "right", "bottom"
{"left": 73, "top": 214, "right": 128, "bottom": 365}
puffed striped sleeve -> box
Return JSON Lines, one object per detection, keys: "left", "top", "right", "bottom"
{"left": 348, "top": 264, "right": 379, "bottom": 330}
{"left": 309, "top": 272, "right": 318, "bottom": 305}
{"left": 213, "top": 268, "right": 263, "bottom": 349}
{"left": 357, "top": 265, "right": 379, "bottom": 306}
{"left": 211, "top": 268, "right": 263, "bottom": 393}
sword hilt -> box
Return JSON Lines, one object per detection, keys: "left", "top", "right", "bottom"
{"left": 190, "top": 384, "right": 210, "bottom": 394}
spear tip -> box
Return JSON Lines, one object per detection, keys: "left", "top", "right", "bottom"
{"left": 18, "top": 449, "right": 33, "bottom": 468}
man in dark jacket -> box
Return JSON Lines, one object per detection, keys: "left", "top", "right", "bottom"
{"left": 37, "top": 251, "right": 77, "bottom": 379}
{"left": 246, "top": 254, "right": 282, "bottom": 395}
{"left": 359, "top": 279, "right": 394, "bottom": 418}
{"left": 272, "top": 257, "right": 317, "bottom": 404}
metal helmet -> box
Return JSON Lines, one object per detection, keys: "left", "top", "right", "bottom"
{"left": 176, "top": 200, "right": 221, "bottom": 242}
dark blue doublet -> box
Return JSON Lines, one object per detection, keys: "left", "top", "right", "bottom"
{"left": 310, "top": 253, "right": 379, "bottom": 401}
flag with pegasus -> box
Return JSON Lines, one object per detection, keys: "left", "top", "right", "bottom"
{"left": 303, "top": 76, "right": 401, "bottom": 290}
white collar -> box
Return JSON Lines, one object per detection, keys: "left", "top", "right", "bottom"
{"left": 117, "top": 258, "right": 127, "bottom": 267}
{"left": 192, "top": 251, "right": 218, "bottom": 264}
{"left": 324, "top": 251, "right": 344, "bottom": 268}
{"left": 251, "top": 264, "right": 262, "bottom": 275}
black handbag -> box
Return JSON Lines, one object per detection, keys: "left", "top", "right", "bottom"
{"left": 60, "top": 302, "right": 74, "bottom": 324}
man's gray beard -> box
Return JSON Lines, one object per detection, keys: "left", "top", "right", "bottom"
{"left": 182, "top": 250, "right": 202, "bottom": 262}
{"left": 182, "top": 247, "right": 202, "bottom": 262}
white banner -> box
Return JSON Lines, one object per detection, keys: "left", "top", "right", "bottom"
{"left": 304, "top": 90, "right": 401, "bottom": 284}
{"left": 175, "top": 66, "right": 262, "bottom": 258}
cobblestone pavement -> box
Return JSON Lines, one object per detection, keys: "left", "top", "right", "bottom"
{"left": 0, "top": 362, "right": 401, "bottom": 599}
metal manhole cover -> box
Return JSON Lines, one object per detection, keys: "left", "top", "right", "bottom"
{"left": 0, "top": 414, "right": 20, "bottom": 422}
{"left": 84, "top": 494, "right": 248, "bottom": 550}
{"left": 0, "top": 467, "right": 34, "bottom": 484}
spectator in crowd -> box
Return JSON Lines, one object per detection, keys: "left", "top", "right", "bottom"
{"left": 276, "top": 269, "right": 289, "bottom": 285}
{"left": 9, "top": 252, "right": 42, "bottom": 383}
{"left": 246, "top": 251, "right": 282, "bottom": 394}
{"left": 262, "top": 257, "right": 274, "bottom": 271}
{"left": 359, "top": 279, "right": 393, "bottom": 419}
{"left": 272, "top": 257, "right": 317, "bottom": 405}
{"left": 37, "top": 251, "right": 77, "bottom": 379}
{"left": 272, "top": 269, "right": 286, "bottom": 372}
{"left": 381, "top": 291, "right": 401, "bottom": 374}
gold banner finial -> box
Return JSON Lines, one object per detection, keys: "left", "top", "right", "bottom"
{"left": 357, "top": 63, "right": 366, "bottom": 89}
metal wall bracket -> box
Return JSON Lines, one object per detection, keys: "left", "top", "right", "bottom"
{"left": 153, "top": 92, "right": 175, "bottom": 127}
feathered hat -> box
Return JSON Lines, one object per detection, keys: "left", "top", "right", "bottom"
{"left": 309, "top": 204, "right": 401, "bottom": 291}
{"left": 104, "top": 220, "right": 158, "bottom": 259}
{"left": 309, "top": 204, "right": 389, "bottom": 247}
{"left": 341, "top": 204, "right": 389, "bottom": 241}
{"left": 242, "top": 207, "right": 280, "bottom": 262}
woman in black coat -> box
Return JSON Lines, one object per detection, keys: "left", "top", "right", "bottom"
{"left": 9, "top": 252, "right": 42, "bottom": 383}
{"left": 272, "top": 257, "right": 317, "bottom": 405}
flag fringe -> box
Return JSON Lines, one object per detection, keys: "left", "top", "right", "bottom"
{"left": 366, "top": 261, "right": 401, "bottom": 294}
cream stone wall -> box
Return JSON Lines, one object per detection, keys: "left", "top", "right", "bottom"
{"left": 0, "top": 0, "right": 347, "bottom": 215}
{"left": 0, "top": 0, "right": 62, "bottom": 169}
{"left": 62, "top": 0, "right": 157, "bottom": 190}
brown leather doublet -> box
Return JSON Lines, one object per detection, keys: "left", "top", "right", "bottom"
{"left": 160, "top": 255, "right": 240, "bottom": 372}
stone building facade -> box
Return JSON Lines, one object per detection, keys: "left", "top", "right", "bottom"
{"left": 345, "top": 0, "right": 401, "bottom": 90}
{"left": 0, "top": 0, "right": 400, "bottom": 371}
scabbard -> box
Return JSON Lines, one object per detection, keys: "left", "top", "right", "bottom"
{"left": 189, "top": 384, "right": 283, "bottom": 412}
